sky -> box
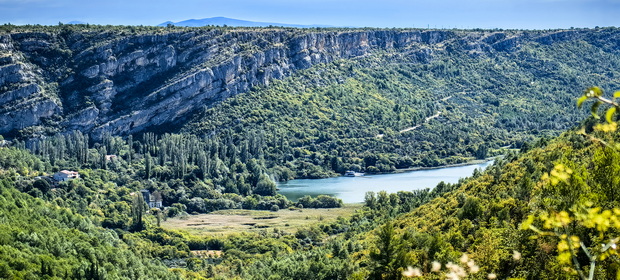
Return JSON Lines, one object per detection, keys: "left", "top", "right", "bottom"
{"left": 0, "top": 0, "right": 619, "bottom": 29}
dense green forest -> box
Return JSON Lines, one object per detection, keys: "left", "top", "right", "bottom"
{"left": 3, "top": 130, "right": 344, "bottom": 225}
{"left": 2, "top": 88, "right": 620, "bottom": 279}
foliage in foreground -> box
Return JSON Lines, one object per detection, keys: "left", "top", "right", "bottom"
{"left": 384, "top": 88, "right": 620, "bottom": 280}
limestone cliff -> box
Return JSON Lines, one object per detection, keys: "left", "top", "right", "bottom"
{"left": 0, "top": 26, "right": 615, "bottom": 138}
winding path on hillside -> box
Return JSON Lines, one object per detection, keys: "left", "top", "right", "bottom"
{"left": 399, "top": 111, "right": 442, "bottom": 133}
{"left": 398, "top": 95, "right": 452, "bottom": 133}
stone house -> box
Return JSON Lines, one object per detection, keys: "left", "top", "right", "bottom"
{"left": 53, "top": 170, "right": 80, "bottom": 182}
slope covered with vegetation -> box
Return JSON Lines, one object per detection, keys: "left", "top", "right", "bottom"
{"left": 0, "top": 174, "right": 182, "bottom": 279}
{"left": 199, "top": 92, "right": 620, "bottom": 280}
{"left": 185, "top": 28, "right": 620, "bottom": 178}
{"left": 359, "top": 128, "right": 614, "bottom": 279}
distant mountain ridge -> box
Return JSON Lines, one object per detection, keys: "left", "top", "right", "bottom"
{"left": 158, "top": 16, "right": 334, "bottom": 28}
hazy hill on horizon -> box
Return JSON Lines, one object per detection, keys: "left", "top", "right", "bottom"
{"left": 158, "top": 16, "right": 335, "bottom": 28}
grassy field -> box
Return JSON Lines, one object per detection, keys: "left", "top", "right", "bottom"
{"left": 161, "top": 204, "right": 362, "bottom": 236}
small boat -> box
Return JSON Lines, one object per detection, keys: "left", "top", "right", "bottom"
{"left": 344, "top": 171, "right": 364, "bottom": 177}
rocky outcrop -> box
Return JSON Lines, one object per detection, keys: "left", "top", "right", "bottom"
{"left": 0, "top": 27, "right": 604, "bottom": 138}
{"left": 536, "top": 30, "right": 578, "bottom": 45}
{"left": 0, "top": 83, "right": 39, "bottom": 105}
{"left": 0, "top": 98, "right": 60, "bottom": 133}
{"left": 0, "top": 35, "right": 61, "bottom": 134}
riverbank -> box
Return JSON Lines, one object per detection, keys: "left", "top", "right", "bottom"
{"left": 389, "top": 156, "right": 500, "bottom": 174}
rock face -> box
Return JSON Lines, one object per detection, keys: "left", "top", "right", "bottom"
{"left": 0, "top": 27, "right": 615, "bottom": 138}
{"left": 0, "top": 33, "right": 62, "bottom": 134}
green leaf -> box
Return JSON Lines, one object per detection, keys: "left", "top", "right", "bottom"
{"left": 521, "top": 215, "right": 535, "bottom": 230}
{"left": 577, "top": 95, "right": 588, "bottom": 108}
{"left": 606, "top": 107, "right": 617, "bottom": 123}
{"left": 591, "top": 101, "right": 602, "bottom": 119}
{"left": 586, "top": 86, "right": 603, "bottom": 97}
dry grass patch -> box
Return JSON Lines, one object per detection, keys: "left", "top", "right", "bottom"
{"left": 161, "top": 204, "right": 362, "bottom": 236}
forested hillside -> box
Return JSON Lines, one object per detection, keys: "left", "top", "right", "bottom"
{"left": 0, "top": 175, "right": 182, "bottom": 279}
{"left": 354, "top": 97, "right": 620, "bottom": 279}
{"left": 184, "top": 28, "right": 620, "bottom": 176}
{"left": 4, "top": 25, "right": 620, "bottom": 178}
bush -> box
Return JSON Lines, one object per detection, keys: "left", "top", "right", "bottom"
{"left": 458, "top": 197, "right": 483, "bottom": 221}
{"left": 297, "top": 195, "right": 342, "bottom": 208}
{"left": 33, "top": 179, "right": 51, "bottom": 193}
{"left": 167, "top": 206, "right": 181, "bottom": 217}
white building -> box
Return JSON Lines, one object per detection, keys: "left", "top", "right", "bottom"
{"left": 53, "top": 170, "right": 80, "bottom": 182}
{"left": 140, "top": 189, "right": 163, "bottom": 208}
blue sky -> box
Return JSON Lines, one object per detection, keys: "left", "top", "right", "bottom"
{"left": 1, "top": 0, "right": 619, "bottom": 29}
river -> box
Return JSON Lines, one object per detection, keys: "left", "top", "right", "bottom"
{"left": 277, "top": 160, "right": 494, "bottom": 203}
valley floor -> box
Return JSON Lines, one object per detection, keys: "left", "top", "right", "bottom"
{"left": 161, "top": 204, "right": 362, "bottom": 236}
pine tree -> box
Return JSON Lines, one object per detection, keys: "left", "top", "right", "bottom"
{"left": 370, "top": 221, "right": 406, "bottom": 280}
